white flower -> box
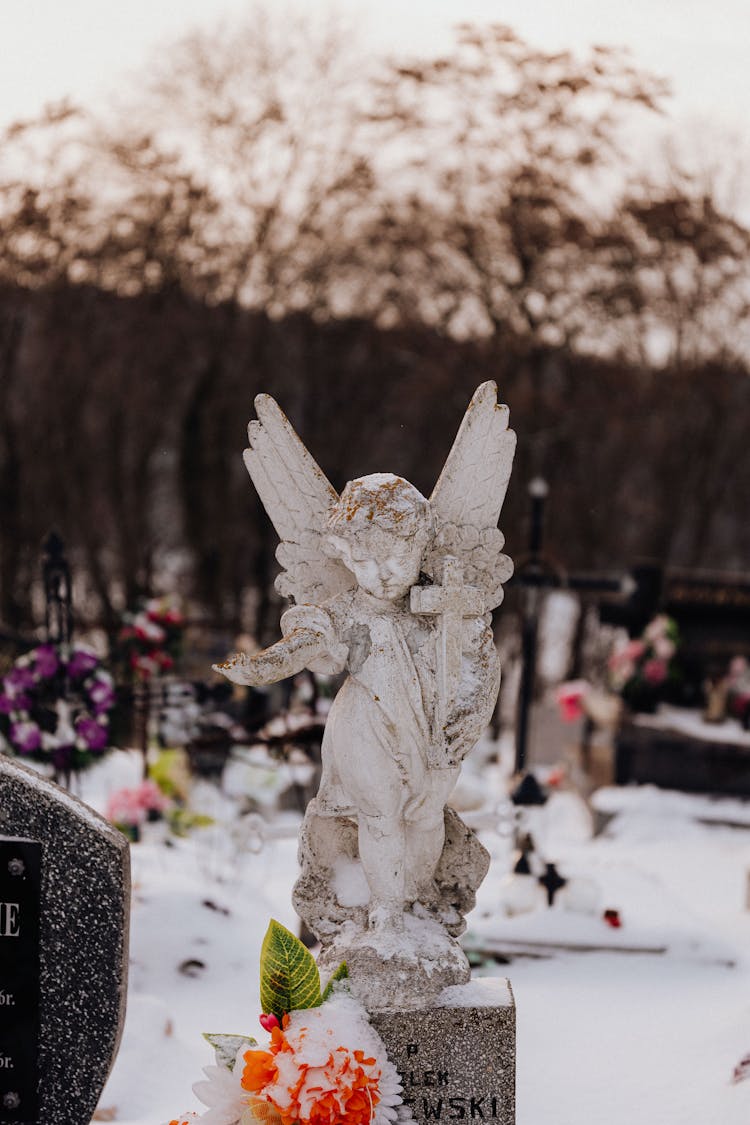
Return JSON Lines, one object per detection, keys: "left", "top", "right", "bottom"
{"left": 653, "top": 636, "right": 675, "bottom": 661}
{"left": 644, "top": 614, "right": 670, "bottom": 643}
{"left": 193, "top": 1045, "right": 253, "bottom": 1125}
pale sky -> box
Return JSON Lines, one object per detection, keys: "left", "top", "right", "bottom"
{"left": 1, "top": 0, "right": 748, "bottom": 134}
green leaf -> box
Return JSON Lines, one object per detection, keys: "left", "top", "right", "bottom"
{"left": 321, "top": 961, "right": 348, "bottom": 1001}
{"left": 260, "top": 919, "right": 322, "bottom": 1021}
{"left": 203, "top": 1032, "right": 257, "bottom": 1071}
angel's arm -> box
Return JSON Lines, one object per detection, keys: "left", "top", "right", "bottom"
{"left": 212, "top": 604, "right": 348, "bottom": 686}
{"left": 213, "top": 626, "right": 330, "bottom": 687}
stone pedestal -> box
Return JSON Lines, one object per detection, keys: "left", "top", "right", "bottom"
{"left": 371, "top": 977, "right": 515, "bottom": 1124}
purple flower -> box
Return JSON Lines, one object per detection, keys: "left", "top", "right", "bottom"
{"left": 32, "top": 644, "right": 59, "bottom": 678}
{"left": 89, "top": 678, "right": 116, "bottom": 715}
{"left": 9, "top": 721, "right": 42, "bottom": 754}
{"left": 6, "top": 666, "right": 36, "bottom": 691}
{"left": 75, "top": 715, "right": 109, "bottom": 752}
{"left": 67, "top": 648, "right": 99, "bottom": 679}
{"left": 0, "top": 692, "right": 29, "bottom": 714}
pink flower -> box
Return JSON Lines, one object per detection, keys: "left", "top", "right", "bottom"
{"left": 555, "top": 681, "right": 588, "bottom": 723}
{"left": 643, "top": 658, "right": 668, "bottom": 685}
{"left": 106, "top": 787, "right": 147, "bottom": 827}
{"left": 609, "top": 640, "right": 644, "bottom": 671}
{"left": 135, "top": 779, "right": 170, "bottom": 814}
{"left": 623, "top": 639, "right": 646, "bottom": 662}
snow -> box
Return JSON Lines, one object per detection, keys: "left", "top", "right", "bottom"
{"left": 332, "top": 856, "right": 371, "bottom": 907}
{"left": 633, "top": 704, "right": 750, "bottom": 747}
{"left": 438, "top": 977, "right": 513, "bottom": 1009}
{"left": 65, "top": 752, "right": 750, "bottom": 1125}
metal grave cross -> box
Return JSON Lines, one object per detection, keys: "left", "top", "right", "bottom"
{"left": 410, "top": 555, "right": 484, "bottom": 768}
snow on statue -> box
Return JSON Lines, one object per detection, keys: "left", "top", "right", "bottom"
{"left": 215, "top": 381, "right": 515, "bottom": 1009}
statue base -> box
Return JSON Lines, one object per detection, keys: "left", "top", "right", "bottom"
{"left": 318, "top": 913, "right": 471, "bottom": 1011}
{"left": 371, "top": 977, "right": 516, "bottom": 1125}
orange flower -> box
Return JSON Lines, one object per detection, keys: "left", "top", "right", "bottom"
{"left": 240, "top": 1017, "right": 382, "bottom": 1125}
{"left": 244, "top": 1026, "right": 281, "bottom": 1093}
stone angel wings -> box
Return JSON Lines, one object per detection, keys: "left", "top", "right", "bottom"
{"left": 214, "top": 380, "right": 515, "bottom": 685}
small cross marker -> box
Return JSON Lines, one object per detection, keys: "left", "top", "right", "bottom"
{"left": 538, "top": 862, "right": 567, "bottom": 906}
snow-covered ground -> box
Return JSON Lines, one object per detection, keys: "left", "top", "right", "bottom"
{"left": 76, "top": 748, "right": 750, "bottom": 1125}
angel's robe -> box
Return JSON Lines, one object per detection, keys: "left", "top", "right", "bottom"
{"left": 281, "top": 587, "right": 494, "bottom": 824}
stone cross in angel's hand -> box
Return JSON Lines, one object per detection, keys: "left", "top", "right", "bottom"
{"left": 411, "top": 555, "right": 485, "bottom": 768}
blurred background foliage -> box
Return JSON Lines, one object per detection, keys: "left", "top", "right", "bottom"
{"left": 1, "top": 13, "right": 748, "bottom": 642}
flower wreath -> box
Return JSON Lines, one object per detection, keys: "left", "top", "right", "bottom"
{"left": 166, "top": 920, "right": 414, "bottom": 1125}
{"left": 0, "top": 643, "right": 116, "bottom": 773}
{"left": 116, "top": 595, "right": 185, "bottom": 681}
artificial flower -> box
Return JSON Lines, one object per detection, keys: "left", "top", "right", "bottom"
{"left": 5, "top": 666, "right": 36, "bottom": 691}
{"left": 642, "top": 658, "right": 667, "bottom": 686}
{"left": 75, "top": 715, "right": 109, "bottom": 751}
{"left": 644, "top": 614, "right": 670, "bottom": 643}
{"left": 9, "top": 720, "right": 42, "bottom": 753}
{"left": 90, "top": 676, "right": 116, "bottom": 714}
{"left": 134, "top": 614, "right": 167, "bottom": 644}
{"left": 0, "top": 690, "right": 29, "bottom": 713}
{"left": 106, "top": 780, "right": 171, "bottom": 828}
{"left": 193, "top": 1044, "right": 255, "bottom": 1125}
{"left": 608, "top": 615, "right": 681, "bottom": 709}
{"left": 555, "top": 680, "right": 588, "bottom": 723}
{"left": 33, "top": 644, "right": 59, "bottom": 678}
{"left": 241, "top": 992, "right": 405, "bottom": 1125}
{"left": 67, "top": 647, "right": 99, "bottom": 678}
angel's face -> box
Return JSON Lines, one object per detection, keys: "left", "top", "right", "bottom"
{"left": 331, "top": 529, "right": 424, "bottom": 602}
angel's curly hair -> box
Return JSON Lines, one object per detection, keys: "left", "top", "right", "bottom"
{"left": 327, "top": 473, "right": 432, "bottom": 542}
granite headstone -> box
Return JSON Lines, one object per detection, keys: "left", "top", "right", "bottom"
{"left": 0, "top": 755, "right": 130, "bottom": 1125}
{"left": 371, "top": 978, "right": 516, "bottom": 1125}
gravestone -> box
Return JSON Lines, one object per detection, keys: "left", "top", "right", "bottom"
{"left": 0, "top": 755, "right": 130, "bottom": 1124}
{"left": 372, "top": 978, "right": 515, "bottom": 1125}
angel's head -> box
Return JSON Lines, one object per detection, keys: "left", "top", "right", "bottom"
{"left": 327, "top": 473, "right": 432, "bottom": 601}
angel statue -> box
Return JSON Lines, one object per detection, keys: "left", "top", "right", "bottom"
{"left": 215, "top": 381, "right": 515, "bottom": 1009}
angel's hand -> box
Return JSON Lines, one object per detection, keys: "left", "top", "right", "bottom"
{"left": 212, "top": 627, "right": 328, "bottom": 687}
{"left": 441, "top": 713, "right": 477, "bottom": 764}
